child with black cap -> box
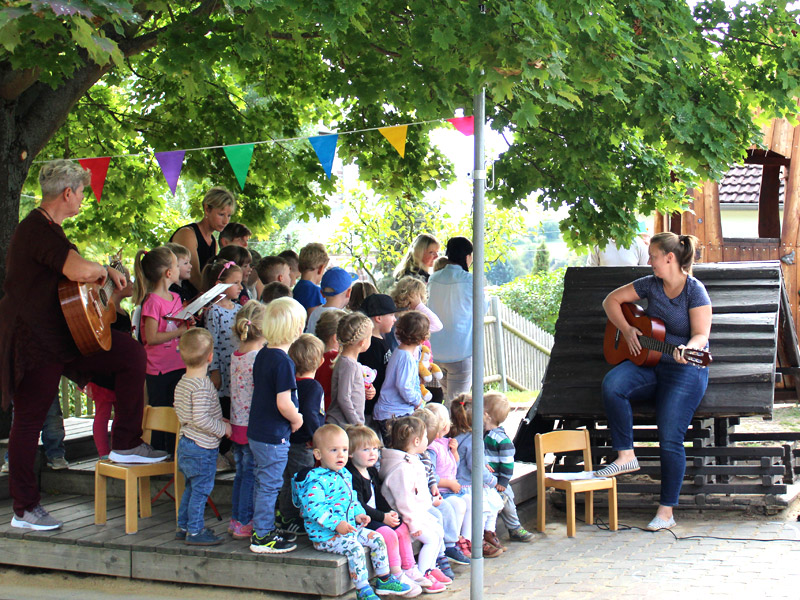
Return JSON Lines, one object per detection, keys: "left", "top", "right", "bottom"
{"left": 358, "top": 294, "right": 399, "bottom": 426}
{"left": 305, "top": 266, "right": 353, "bottom": 334}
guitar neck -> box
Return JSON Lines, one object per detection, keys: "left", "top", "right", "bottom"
{"left": 639, "top": 335, "right": 677, "bottom": 357}
{"left": 101, "top": 262, "right": 124, "bottom": 298}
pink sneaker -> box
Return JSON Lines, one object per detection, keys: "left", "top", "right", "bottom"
{"left": 422, "top": 572, "right": 446, "bottom": 594}
{"left": 232, "top": 520, "right": 253, "bottom": 539}
{"left": 427, "top": 568, "right": 452, "bottom": 585}
{"left": 228, "top": 518, "right": 239, "bottom": 534}
{"left": 404, "top": 567, "right": 431, "bottom": 588}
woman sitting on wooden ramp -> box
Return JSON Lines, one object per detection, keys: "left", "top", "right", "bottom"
{"left": 596, "top": 232, "right": 712, "bottom": 531}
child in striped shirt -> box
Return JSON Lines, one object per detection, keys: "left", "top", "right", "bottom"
{"left": 174, "top": 328, "right": 231, "bottom": 546}
{"left": 482, "top": 392, "right": 534, "bottom": 543}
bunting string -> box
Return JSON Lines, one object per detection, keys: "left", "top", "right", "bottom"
{"left": 31, "top": 114, "right": 475, "bottom": 200}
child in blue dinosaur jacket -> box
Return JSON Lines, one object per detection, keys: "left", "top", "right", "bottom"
{"left": 293, "top": 424, "right": 412, "bottom": 600}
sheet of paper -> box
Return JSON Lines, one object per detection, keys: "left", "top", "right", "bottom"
{"left": 170, "top": 283, "right": 232, "bottom": 320}
{"left": 546, "top": 471, "right": 607, "bottom": 481}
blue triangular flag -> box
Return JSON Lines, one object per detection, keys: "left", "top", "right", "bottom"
{"left": 308, "top": 134, "right": 338, "bottom": 179}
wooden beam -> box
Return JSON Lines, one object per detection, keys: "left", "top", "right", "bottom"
{"left": 758, "top": 164, "right": 782, "bottom": 238}
{"left": 745, "top": 151, "right": 792, "bottom": 167}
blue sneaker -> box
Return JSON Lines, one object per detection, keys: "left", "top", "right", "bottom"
{"left": 444, "top": 544, "right": 470, "bottom": 565}
{"left": 374, "top": 574, "right": 412, "bottom": 596}
{"left": 175, "top": 528, "right": 187, "bottom": 541}
{"left": 435, "top": 556, "right": 455, "bottom": 580}
{"left": 356, "top": 585, "right": 380, "bottom": 600}
{"left": 185, "top": 527, "right": 223, "bottom": 546}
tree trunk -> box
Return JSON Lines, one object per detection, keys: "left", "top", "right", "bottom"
{"left": 0, "top": 61, "right": 108, "bottom": 296}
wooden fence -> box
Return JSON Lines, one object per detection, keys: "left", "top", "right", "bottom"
{"left": 57, "top": 296, "right": 554, "bottom": 417}
{"left": 483, "top": 296, "right": 554, "bottom": 392}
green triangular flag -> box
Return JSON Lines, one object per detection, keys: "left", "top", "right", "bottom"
{"left": 223, "top": 143, "right": 255, "bottom": 191}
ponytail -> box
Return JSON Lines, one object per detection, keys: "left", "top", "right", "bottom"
{"left": 448, "top": 393, "right": 473, "bottom": 437}
{"left": 132, "top": 246, "right": 175, "bottom": 305}
{"left": 233, "top": 300, "right": 266, "bottom": 343}
{"left": 651, "top": 232, "right": 698, "bottom": 275}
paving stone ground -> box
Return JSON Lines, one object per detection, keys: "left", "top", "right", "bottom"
{"left": 2, "top": 497, "right": 799, "bottom": 600}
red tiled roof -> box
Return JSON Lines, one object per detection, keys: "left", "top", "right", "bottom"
{"left": 718, "top": 164, "right": 785, "bottom": 204}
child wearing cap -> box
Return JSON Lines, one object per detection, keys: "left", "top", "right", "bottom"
{"left": 305, "top": 267, "right": 353, "bottom": 334}
{"left": 358, "top": 294, "right": 398, "bottom": 425}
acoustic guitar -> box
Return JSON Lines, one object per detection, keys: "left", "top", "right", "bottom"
{"left": 603, "top": 302, "right": 712, "bottom": 368}
{"left": 59, "top": 253, "right": 124, "bottom": 356}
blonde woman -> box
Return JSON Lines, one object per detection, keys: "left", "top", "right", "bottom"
{"left": 393, "top": 234, "right": 440, "bottom": 282}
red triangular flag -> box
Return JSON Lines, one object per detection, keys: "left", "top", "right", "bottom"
{"left": 447, "top": 116, "right": 474, "bottom": 136}
{"left": 78, "top": 157, "right": 111, "bottom": 202}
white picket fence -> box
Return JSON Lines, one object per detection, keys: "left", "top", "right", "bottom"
{"left": 483, "top": 296, "right": 554, "bottom": 392}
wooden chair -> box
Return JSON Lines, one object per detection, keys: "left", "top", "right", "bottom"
{"left": 94, "top": 406, "right": 183, "bottom": 534}
{"left": 535, "top": 429, "right": 618, "bottom": 537}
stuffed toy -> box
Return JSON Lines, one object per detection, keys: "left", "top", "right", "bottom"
{"left": 361, "top": 365, "right": 377, "bottom": 393}
{"left": 419, "top": 345, "right": 442, "bottom": 403}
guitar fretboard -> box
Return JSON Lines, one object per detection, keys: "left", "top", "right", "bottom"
{"left": 639, "top": 335, "right": 676, "bottom": 356}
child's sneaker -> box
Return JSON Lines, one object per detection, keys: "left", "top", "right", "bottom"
{"left": 508, "top": 526, "right": 535, "bottom": 542}
{"left": 444, "top": 544, "right": 470, "bottom": 565}
{"left": 403, "top": 567, "right": 431, "bottom": 588}
{"left": 281, "top": 518, "right": 306, "bottom": 537}
{"left": 398, "top": 573, "right": 423, "bottom": 598}
{"left": 232, "top": 520, "right": 253, "bottom": 540}
{"left": 228, "top": 518, "right": 239, "bottom": 534}
{"left": 250, "top": 529, "right": 297, "bottom": 554}
{"left": 427, "top": 567, "right": 452, "bottom": 585}
{"left": 174, "top": 528, "right": 187, "bottom": 541}
{"left": 436, "top": 555, "right": 456, "bottom": 578}
{"left": 483, "top": 529, "right": 506, "bottom": 551}
{"left": 356, "top": 585, "right": 380, "bottom": 600}
{"left": 374, "top": 573, "right": 412, "bottom": 596}
{"left": 421, "top": 572, "right": 446, "bottom": 594}
{"left": 185, "top": 527, "right": 223, "bottom": 546}
{"left": 275, "top": 526, "right": 298, "bottom": 543}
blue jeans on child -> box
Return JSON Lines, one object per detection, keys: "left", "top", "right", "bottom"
{"left": 250, "top": 438, "right": 289, "bottom": 535}
{"left": 602, "top": 360, "right": 709, "bottom": 506}
{"left": 278, "top": 442, "right": 315, "bottom": 522}
{"left": 177, "top": 436, "right": 218, "bottom": 534}
{"left": 231, "top": 442, "right": 255, "bottom": 525}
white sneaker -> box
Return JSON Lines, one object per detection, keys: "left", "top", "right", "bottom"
{"left": 404, "top": 567, "right": 430, "bottom": 588}
{"left": 399, "top": 573, "right": 423, "bottom": 598}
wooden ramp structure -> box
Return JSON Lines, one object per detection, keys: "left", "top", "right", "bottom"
{"left": 526, "top": 261, "right": 800, "bottom": 502}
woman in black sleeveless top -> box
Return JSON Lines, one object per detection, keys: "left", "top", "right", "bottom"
{"left": 170, "top": 187, "right": 236, "bottom": 296}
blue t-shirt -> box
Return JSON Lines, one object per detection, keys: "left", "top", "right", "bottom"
{"left": 293, "top": 279, "right": 325, "bottom": 311}
{"left": 632, "top": 275, "right": 711, "bottom": 362}
{"left": 291, "top": 378, "right": 326, "bottom": 445}
{"left": 248, "top": 347, "right": 298, "bottom": 444}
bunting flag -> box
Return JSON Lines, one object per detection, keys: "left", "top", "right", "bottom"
{"left": 308, "top": 134, "right": 339, "bottom": 179}
{"left": 378, "top": 125, "right": 408, "bottom": 158}
{"left": 447, "top": 116, "right": 475, "bottom": 136}
{"left": 78, "top": 157, "right": 111, "bottom": 202}
{"left": 223, "top": 143, "right": 255, "bottom": 191}
{"left": 155, "top": 150, "right": 186, "bottom": 196}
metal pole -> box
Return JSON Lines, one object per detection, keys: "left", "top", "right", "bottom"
{"left": 470, "top": 80, "right": 486, "bottom": 600}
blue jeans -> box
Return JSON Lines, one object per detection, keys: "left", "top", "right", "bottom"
{"left": 250, "top": 438, "right": 289, "bottom": 536}
{"left": 602, "top": 360, "right": 709, "bottom": 506}
{"left": 278, "top": 442, "right": 315, "bottom": 522}
{"left": 177, "top": 436, "right": 218, "bottom": 534}
{"left": 231, "top": 442, "right": 255, "bottom": 525}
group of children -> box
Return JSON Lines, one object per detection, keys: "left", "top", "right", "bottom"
{"left": 101, "top": 236, "right": 532, "bottom": 599}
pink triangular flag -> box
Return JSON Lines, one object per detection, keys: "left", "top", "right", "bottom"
{"left": 155, "top": 150, "right": 185, "bottom": 196}
{"left": 447, "top": 116, "right": 474, "bottom": 136}
{"left": 78, "top": 157, "right": 110, "bottom": 202}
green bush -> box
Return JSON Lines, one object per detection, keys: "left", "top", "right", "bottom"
{"left": 496, "top": 267, "right": 566, "bottom": 335}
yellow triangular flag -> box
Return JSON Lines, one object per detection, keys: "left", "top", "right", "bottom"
{"left": 379, "top": 125, "right": 408, "bottom": 158}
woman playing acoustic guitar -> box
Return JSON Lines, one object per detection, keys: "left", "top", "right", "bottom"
{"left": 596, "top": 232, "right": 712, "bottom": 531}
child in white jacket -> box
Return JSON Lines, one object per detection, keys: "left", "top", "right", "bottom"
{"left": 380, "top": 416, "right": 452, "bottom": 592}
